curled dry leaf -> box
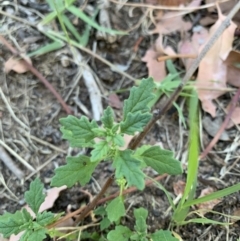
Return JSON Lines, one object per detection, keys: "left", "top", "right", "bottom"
{"left": 173, "top": 180, "right": 186, "bottom": 196}
{"left": 4, "top": 56, "right": 32, "bottom": 74}
{"left": 150, "top": 11, "right": 192, "bottom": 35}
{"left": 108, "top": 93, "right": 122, "bottom": 109}
{"left": 142, "top": 36, "right": 176, "bottom": 82}
{"left": 195, "top": 7, "right": 237, "bottom": 117}
{"left": 178, "top": 26, "right": 209, "bottom": 69}
{"left": 196, "top": 187, "right": 221, "bottom": 215}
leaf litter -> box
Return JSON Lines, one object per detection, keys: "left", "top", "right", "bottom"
{"left": 1, "top": 0, "right": 240, "bottom": 240}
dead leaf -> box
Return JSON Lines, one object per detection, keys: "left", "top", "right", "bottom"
{"left": 178, "top": 26, "right": 209, "bottom": 69}
{"left": 142, "top": 48, "right": 167, "bottom": 82}
{"left": 4, "top": 56, "right": 32, "bottom": 74}
{"left": 230, "top": 208, "right": 240, "bottom": 223}
{"left": 203, "top": 115, "right": 230, "bottom": 141}
{"left": 226, "top": 104, "right": 240, "bottom": 129}
{"left": 150, "top": 11, "right": 192, "bottom": 35}
{"left": 195, "top": 7, "right": 237, "bottom": 117}
{"left": 173, "top": 180, "right": 186, "bottom": 196}
{"left": 108, "top": 93, "right": 122, "bottom": 109}
{"left": 196, "top": 187, "right": 221, "bottom": 215}
{"left": 225, "top": 50, "right": 240, "bottom": 87}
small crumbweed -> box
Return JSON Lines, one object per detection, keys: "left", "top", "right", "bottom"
{"left": 0, "top": 78, "right": 182, "bottom": 241}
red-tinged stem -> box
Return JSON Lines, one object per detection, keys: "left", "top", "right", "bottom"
{"left": 200, "top": 87, "right": 240, "bottom": 159}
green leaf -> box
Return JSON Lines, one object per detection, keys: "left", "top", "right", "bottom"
{"left": 140, "top": 146, "right": 182, "bottom": 175}
{"left": 60, "top": 115, "right": 98, "bottom": 145}
{"left": 100, "top": 217, "right": 111, "bottom": 231}
{"left": 122, "top": 78, "right": 155, "bottom": 120}
{"left": 101, "top": 106, "right": 115, "bottom": 129}
{"left": 20, "top": 229, "right": 47, "bottom": 241}
{"left": 151, "top": 230, "right": 178, "bottom": 241}
{"left": 0, "top": 211, "right": 27, "bottom": 237}
{"left": 36, "top": 211, "right": 55, "bottom": 226}
{"left": 21, "top": 209, "right": 32, "bottom": 222}
{"left": 90, "top": 141, "right": 109, "bottom": 162}
{"left": 120, "top": 112, "right": 152, "bottom": 135}
{"left": 24, "top": 178, "right": 45, "bottom": 214}
{"left": 113, "top": 134, "right": 125, "bottom": 147}
{"left": 107, "top": 225, "right": 132, "bottom": 241}
{"left": 113, "top": 150, "right": 145, "bottom": 190}
{"left": 51, "top": 155, "right": 98, "bottom": 187}
{"left": 106, "top": 196, "right": 125, "bottom": 222}
{"left": 134, "top": 208, "right": 148, "bottom": 234}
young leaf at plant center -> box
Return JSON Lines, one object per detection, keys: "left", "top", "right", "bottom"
{"left": 106, "top": 196, "right": 125, "bottom": 222}
{"left": 51, "top": 155, "right": 98, "bottom": 187}
{"left": 24, "top": 178, "right": 45, "bottom": 214}
{"left": 112, "top": 134, "right": 125, "bottom": 147}
{"left": 113, "top": 150, "right": 145, "bottom": 190}
{"left": 0, "top": 211, "right": 28, "bottom": 237}
{"left": 20, "top": 228, "right": 47, "bottom": 241}
{"left": 120, "top": 112, "right": 152, "bottom": 135}
{"left": 90, "top": 140, "right": 109, "bottom": 162}
{"left": 60, "top": 115, "right": 98, "bottom": 145}
{"left": 134, "top": 208, "right": 148, "bottom": 234}
{"left": 151, "top": 230, "right": 178, "bottom": 241}
{"left": 101, "top": 106, "right": 115, "bottom": 129}
{"left": 36, "top": 211, "right": 55, "bottom": 226}
{"left": 122, "top": 78, "right": 155, "bottom": 120}
{"left": 139, "top": 146, "right": 182, "bottom": 175}
{"left": 107, "top": 225, "right": 132, "bottom": 241}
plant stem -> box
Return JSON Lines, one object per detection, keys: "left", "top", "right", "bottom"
{"left": 129, "top": 1, "right": 240, "bottom": 149}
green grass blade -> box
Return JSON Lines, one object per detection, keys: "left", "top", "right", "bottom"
{"left": 180, "top": 218, "right": 231, "bottom": 226}
{"left": 181, "top": 89, "right": 199, "bottom": 203}
{"left": 67, "top": 5, "right": 127, "bottom": 35}
{"left": 28, "top": 41, "right": 65, "bottom": 57}
{"left": 182, "top": 182, "right": 240, "bottom": 208}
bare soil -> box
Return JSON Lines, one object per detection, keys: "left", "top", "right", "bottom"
{"left": 0, "top": 1, "right": 240, "bottom": 240}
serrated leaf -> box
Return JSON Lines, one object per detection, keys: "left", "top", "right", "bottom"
{"left": 92, "top": 128, "right": 107, "bottom": 137}
{"left": 100, "top": 217, "right": 111, "bottom": 231}
{"left": 24, "top": 178, "right": 45, "bottom": 214}
{"left": 51, "top": 155, "right": 98, "bottom": 187}
{"left": 21, "top": 209, "right": 32, "bottom": 222}
{"left": 101, "top": 106, "right": 114, "bottom": 129}
{"left": 36, "top": 211, "right": 55, "bottom": 226}
{"left": 113, "top": 150, "right": 145, "bottom": 190}
{"left": 120, "top": 112, "right": 152, "bottom": 135}
{"left": 0, "top": 211, "right": 27, "bottom": 237}
{"left": 151, "top": 230, "right": 178, "bottom": 241}
{"left": 107, "top": 225, "right": 132, "bottom": 241}
{"left": 123, "top": 78, "right": 155, "bottom": 120}
{"left": 90, "top": 141, "right": 109, "bottom": 162}
{"left": 60, "top": 115, "right": 98, "bottom": 145}
{"left": 60, "top": 127, "right": 94, "bottom": 148}
{"left": 140, "top": 146, "right": 182, "bottom": 175}
{"left": 134, "top": 208, "right": 148, "bottom": 234}
{"left": 20, "top": 228, "right": 46, "bottom": 241}
{"left": 106, "top": 196, "right": 125, "bottom": 222}
{"left": 113, "top": 134, "right": 125, "bottom": 147}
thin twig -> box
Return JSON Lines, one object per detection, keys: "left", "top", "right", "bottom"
{"left": 129, "top": 1, "right": 240, "bottom": 149}
{"left": 0, "top": 146, "right": 24, "bottom": 180}
{"left": 200, "top": 87, "right": 240, "bottom": 159}
{"left": 0, "top": 139, "right": 35, "bottom": 172}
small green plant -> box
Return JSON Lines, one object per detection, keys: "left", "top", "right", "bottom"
{"left": 0, "top": 78, "right": 182, "bottom": 240}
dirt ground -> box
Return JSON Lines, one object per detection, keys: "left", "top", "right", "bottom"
{"left": 1, "top": 0, "right": 240, "bottom": 240}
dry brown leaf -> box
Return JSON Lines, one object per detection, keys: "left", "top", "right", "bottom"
{"left": 195, "top": 7, "right": 237, "bottom": 117}
{"left": 205, "top": 0, "right": 240, "bottom": 25}
{"left": 108, "top": 93, "right": 122, "bottom": 109}
{"left": 173, "top": 180, "right": 186, "bottom": 196}
{"left": 150, "top": 11, "right": 192, "bottom": 35}
{"left": 142, "top": 48, "right": 167, "bottom": 82}
{"left": 225, "top": 50, "right": 240, "bottom": 87}
{"left": 4, "top": 56, "right": 32, "bottom": 74}
{"left": 178, "top": 26, "right": 209, "bottom": 69}
{"left": 226, "top": 103, "right": 240, "bottom": 129}
{"left": 196, "top": 187, "right": 221, "bottom": 215}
